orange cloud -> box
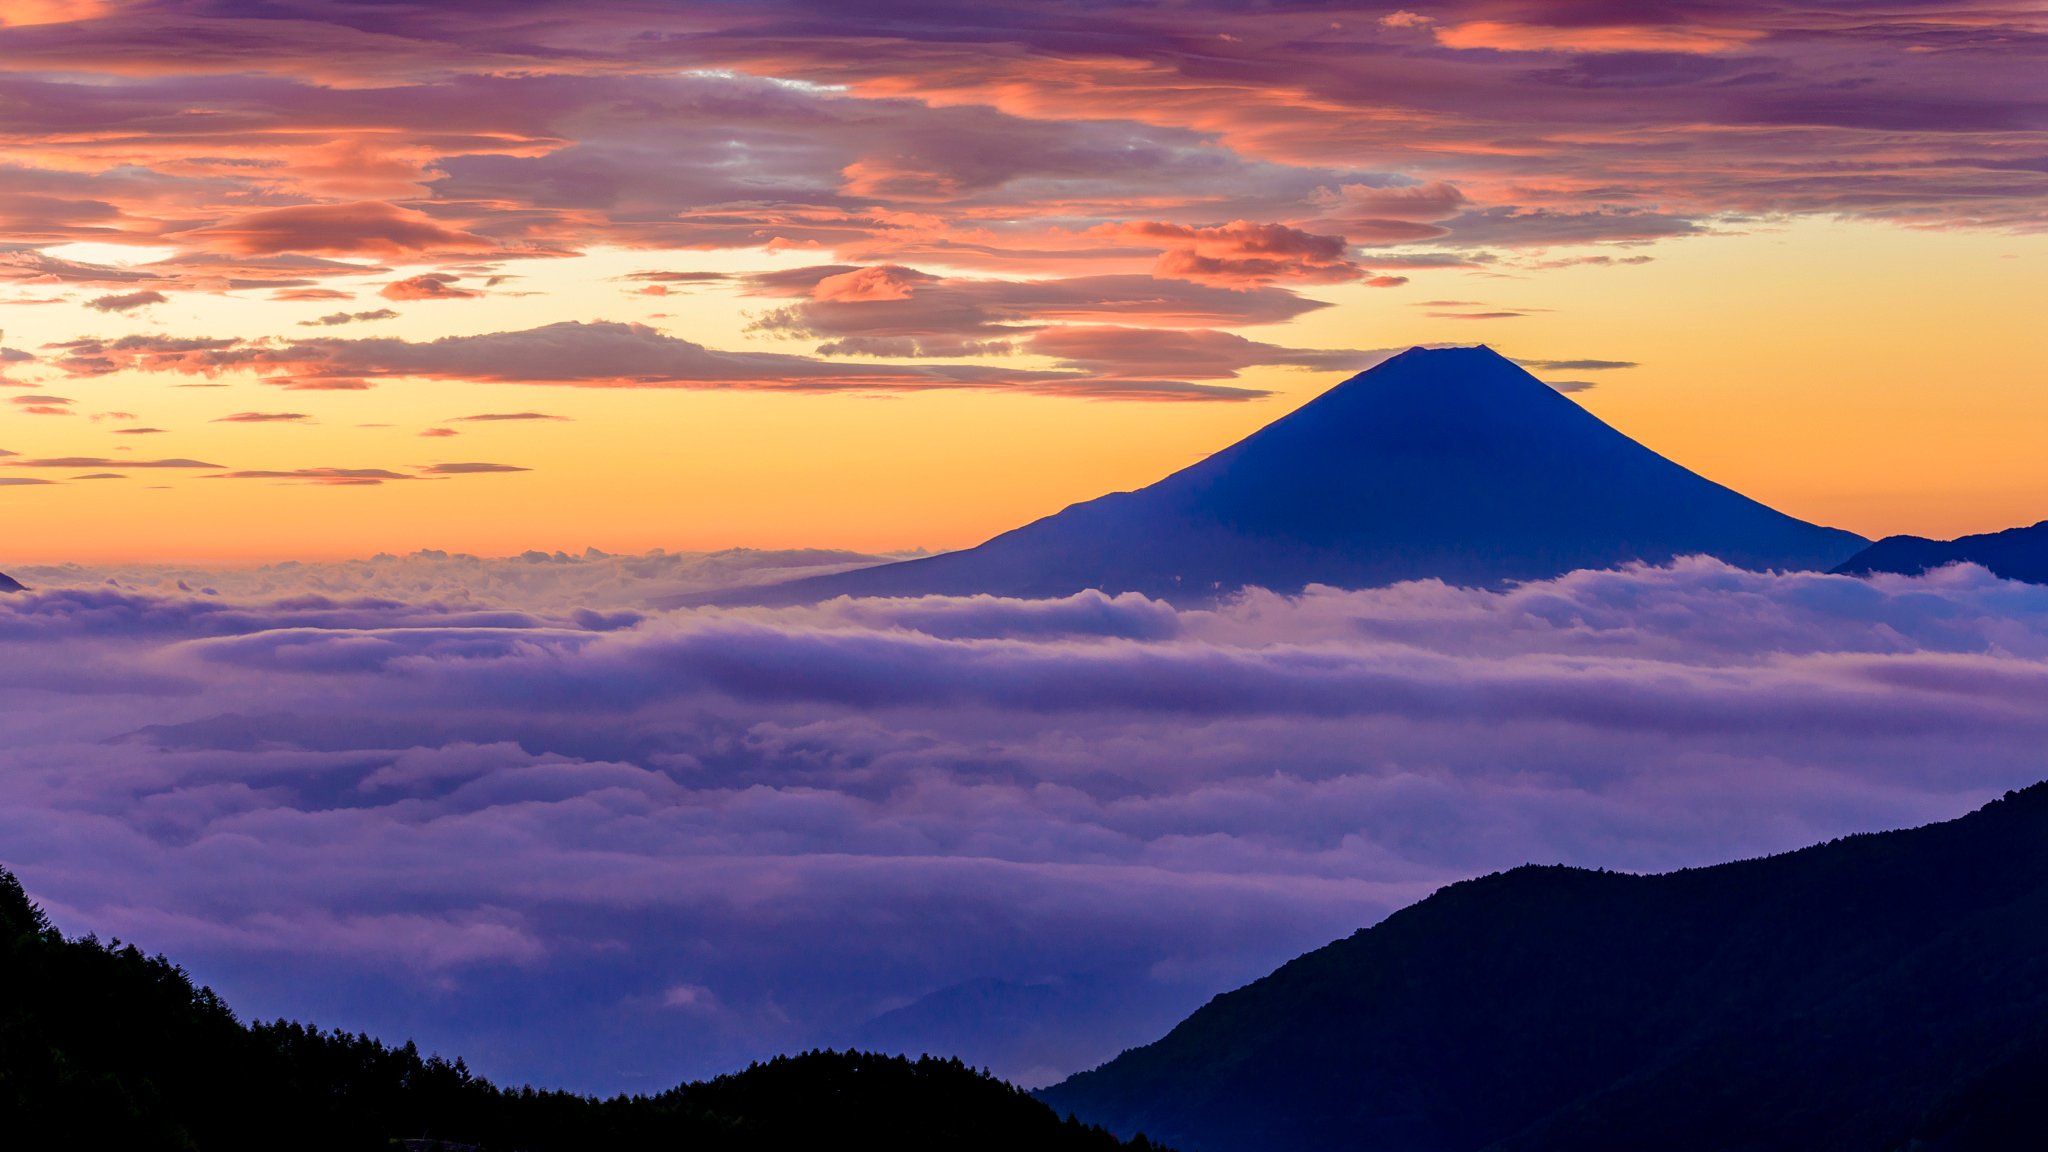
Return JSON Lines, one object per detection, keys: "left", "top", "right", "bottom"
{"left": 1433, "top": 20, "right": 1765, "bottom": 55}
{"left": 0, "top": 1, "right": 109, "bottom": 29}
{"left": 811, "top": 265, "right": 932, "bottom": 302}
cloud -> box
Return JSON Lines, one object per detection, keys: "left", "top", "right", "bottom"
{"left": 212, "top": 412, "right": 312, "bottom": 423}
{"left": 418, "top": 462, "right": 529, "bottom": 475}
{"left": 173, "top": 202, "right": 499, "bottom": 259}
{"left": 85, "top": 288, "right": 167, "bottom": 312}
{"left": 624, "top": 271, "right": 732, "bottom": 284}
{"left": 1023, "top": 326, "right": 1368, "bottom": 380}
{"left": 1516, "top": 358, "right": 1637, "bottom": 371}
{"left": 0, "top": 476, "right": 58, "bottom": 485}
{"left": 380, "top": 274, "right": 479, "bottom": 301}
{"left": 420, "top": 427, "right": 458, "bottom": 437}
{"left": 1103, "top": 221, "right": 1367, "bottom": 285}
{"left": 2, "top": 559, "right": 2048, "bottom": 1094}
{"left": 747, "top": 266, "right": 1330, "bottom": 359}
{"left": 51, "top": 321, "right": 1277, "bottom": 401}
{"left": 0, "top": 0, "right": 2034, "bottom": 306}
{"left": 7, "top": 456, "right": 222, "bottom": 468}
{"left": 205, "top": 467, "right": 416, "bottom": 485}
{"left": 1432, "top": 20, "right": 1764, "bottom": 55}
{"left": 111, "top": 426, "right": 167, "bottom": 434}
{"left": 10, "top": 392, "right": 72, "bottom": 415}
{"left": 300, "top": 309, "right": 399, "bottom": 327}
{"left": 273, "top": 288, "right": 357, "bottom": 301}
{"left": 1431, "top": 208, "right": 1702, "bottom": 248}
{"left": 451, "top": 412, "right": 570, "bottom": 422}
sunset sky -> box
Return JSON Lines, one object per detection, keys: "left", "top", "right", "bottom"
{"left": 1, "top": 0, "right": 2043, "bottom": 561}
{"left": 8, "top": 2, "right": 2048, "bottom": 1097}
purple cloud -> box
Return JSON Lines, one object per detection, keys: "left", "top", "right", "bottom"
{"left": 2, "top": 558, "right": 2047, "bottom": 1094}
{"left": 417, "top": 462, "right": 530, "bottom": 475}
{"left": 50, "top": 321, "right": 1278, "bottom": 401}
{"left": 85, "top": 289, "right": 167, "bottom": 312}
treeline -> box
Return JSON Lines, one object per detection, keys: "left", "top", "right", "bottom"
{"left": 0, "top": 868, "right": 1162, "bottom": 1150}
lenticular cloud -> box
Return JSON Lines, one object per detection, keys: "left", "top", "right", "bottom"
{"left": 3, "top": 557, "right": 2046, "bottom": 1091}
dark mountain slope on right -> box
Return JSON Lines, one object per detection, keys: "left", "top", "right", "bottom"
{"left": 1041, "top": 782, "right": 2048, "bottom": 1152}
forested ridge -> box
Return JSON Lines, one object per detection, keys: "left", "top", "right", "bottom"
{"left": 0, "top": 868, "right": 1160, "bottom": 1150}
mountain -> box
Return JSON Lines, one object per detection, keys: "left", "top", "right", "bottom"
{"left": 1039, "top": 783, "right": 2048, "bottom": 1152}
{"left": 0, "top": 867, "right": 1165, "bottom": 1152}
{"left": 1834, "top": 520, "right": 2048, "bottom": 585}
{"left": 849, "top": 972, "right": 1196, "bottom": 1090}
{"left": 0, "top": 571, "right": 24, "bottom": 593}
{"left": 713, "top": 346, "right": 1865, "bottom": 605}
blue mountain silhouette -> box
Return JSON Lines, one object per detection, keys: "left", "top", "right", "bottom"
{"left": 718, "top": 346, "right": 1864, "bottom": 604}
{"left": 1834, "top": 520, "right": 2048, "bottom": 585}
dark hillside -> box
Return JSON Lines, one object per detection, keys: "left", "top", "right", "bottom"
{"left": 0, "top": 868, "right": 1160, "bottom": 1151}
{"left": 1042, "top": 783, "right": 2048, "bottom": 1152}
{"left": 1835, "top": 520, "right": 2048, "bottom": 585}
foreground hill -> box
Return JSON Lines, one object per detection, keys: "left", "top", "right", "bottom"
{"left": 1041, "top": 784, "right": 2048, "bottom": 1152}
{"left": 0, "top": 869, "right": 1159, "bottom": 1151}
{"left": 1834, "top": 520, "right": 2048, "bottom": 585}
{"left": 715, "top": 346, "right": 1864, "bottom": 605}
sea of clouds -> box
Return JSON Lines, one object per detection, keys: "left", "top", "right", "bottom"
{"left": 4, "top": 554, "right": 2047, "bottom": 1091}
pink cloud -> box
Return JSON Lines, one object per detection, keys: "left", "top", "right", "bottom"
{"left": 379, "top": 273, "right": 479, "bottom": 301}
{"left": 173, "top": 202, "right": 497, "bottom": 259}
{"left": 1105, "top": 221, "right": 1366, "bottom": 285}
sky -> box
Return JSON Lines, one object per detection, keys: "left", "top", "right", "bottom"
{"left": 1, "top": 0, "right": 2044, "bottom": 562}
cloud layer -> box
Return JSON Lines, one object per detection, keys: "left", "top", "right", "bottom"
{"left": 4, "top": 557, "right": 2047, "bottom": 1091}
{"left": 0, "top": 0, "right": 2033, "bottom": 518}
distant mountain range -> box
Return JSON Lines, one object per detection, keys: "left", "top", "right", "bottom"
{"left": 0, "top": 866, "right": 1160, "bottom": 1151}
{"left": 1835, "top": 520, "right": 2048, "bottom": 585}
{"left": 713, "top": 346, "right": 1865, "bottom": 605}
{"left": 1039, "top": 784, "right": 2048, "bottom": 1152}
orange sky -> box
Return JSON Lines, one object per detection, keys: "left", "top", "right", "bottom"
{"left": 1, "top": 1, "right": 2042, "bottom": 563}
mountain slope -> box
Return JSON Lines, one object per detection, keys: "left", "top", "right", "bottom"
{"left": 0, "top": 571, "right": 24, "bottom": 593}
{"left": 0, "top": 867, "right": 1163, "bottom": 1151}
{"left": 1039, "top": 784, "right": 2048, "bottom": 1152}
{"left": 721, "top": 346, "right": 1864, "bottom": 605}
{"left": 1834, "top": 520, "right": 2048, "bottom": 585}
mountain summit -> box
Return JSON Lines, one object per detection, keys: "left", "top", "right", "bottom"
{"left": 0, "top": 571, "right": 25, "bottom": 594}
{"left": 724, "top": 346, "right": 1865, "bottom": 604}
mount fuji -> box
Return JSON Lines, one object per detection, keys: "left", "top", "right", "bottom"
{"left": 712, "top": 346, "right": 1865, "bottom": 604}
